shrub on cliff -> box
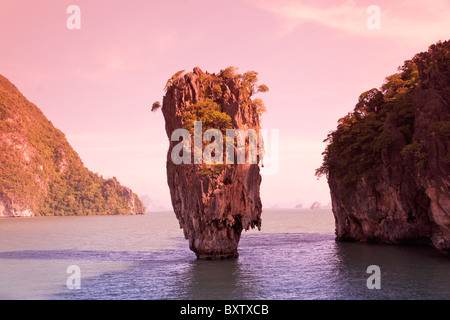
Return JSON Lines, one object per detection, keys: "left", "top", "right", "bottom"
{"left": 182, "top": 98, "right": 232, "bottom": 134}
{"left": 316, "top": 40, "right": 450, "bottom": 193}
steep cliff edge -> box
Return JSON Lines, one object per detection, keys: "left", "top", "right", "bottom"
{"left": 161, "top": 67, "right": 267, "bottom": 259}
{"left": 317, "top": 40, "right": 450, "bottom": 250}
{"left": 0, "top": 74, "right": 145, "bottom": 217}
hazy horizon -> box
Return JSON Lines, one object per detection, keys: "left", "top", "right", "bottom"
{"left": 1, "top": 0, "right": 449, "bottom": 210}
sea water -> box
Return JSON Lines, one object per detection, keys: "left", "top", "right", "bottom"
{"left": 0, "top": 209, "right": 448, "bottom": 300}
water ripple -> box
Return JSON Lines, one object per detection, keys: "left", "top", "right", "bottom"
{"left": 2, "top": 232, "right": 448, "bottom": 300}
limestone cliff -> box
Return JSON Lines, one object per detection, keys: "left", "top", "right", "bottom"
{"left": 161, "top": 67, "right": 266, "bottom": 259}
{"left": 0, "top": 74, "right": 145, "bottom": 217}
{"left": 317, "top": 40, "right": 450, "bottom": 251}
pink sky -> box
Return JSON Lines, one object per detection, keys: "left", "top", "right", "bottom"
{"left": 1, "top": 0, "right": 449, "bottom": 209}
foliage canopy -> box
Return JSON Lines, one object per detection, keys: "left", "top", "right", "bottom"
{"left": 0, "top": 75, "right": 145, "bottom": 216}
{"left": 316, "top": 42, "right": 450, "bottom": 191}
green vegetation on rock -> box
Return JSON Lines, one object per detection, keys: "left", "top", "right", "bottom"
{"left": 316, "top": 40, "right": 450, "bottom": 193}
{"left": 0, "top": 75, "right": 145, "bottom": 216}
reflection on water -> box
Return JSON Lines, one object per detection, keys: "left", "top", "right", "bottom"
{"left": 331, "top": 241, "right": 450, "bottom": 300}
{"left": 0, "top": 212, "right": 448, "bottom": 300}
{"left": 175, "top": 259, "right": 250, "bottom": 300}
{"left": 1, "top": 233, "right": 448, "bottom": 300}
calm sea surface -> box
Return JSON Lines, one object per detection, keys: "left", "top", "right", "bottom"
{"left": 0, "top": 209, "right": 449, "bottom": 300}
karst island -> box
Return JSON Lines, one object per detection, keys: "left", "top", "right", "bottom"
{"left": 317, "top": 40, "right": 450, "bottom": 251}
{"left": 0, "top": 75, "right": 145, "bottom": 217}
{"left": 155, "top": 66, "right": 268, "bottom": 259}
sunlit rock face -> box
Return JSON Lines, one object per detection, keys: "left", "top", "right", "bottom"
{"left": 162, "top": 67, "right": 264, "bottom": 259}
{"left": 327, "top": 41, "right": 450, "bottom": 251}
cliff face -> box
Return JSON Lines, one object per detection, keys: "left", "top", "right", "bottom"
{"left": 161, "top": 67, "right": 265, "bottom": 259}
{"left": 414, "top": 45, "right": 450, "bottom": 249}
{"left": 319, "top": 40, "right": 450, "bottom": 250}
{"left": 0, "top": 74, "right": 145, "bottom": 217}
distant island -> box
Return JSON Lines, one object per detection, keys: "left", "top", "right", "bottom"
{"left": 310, "top": 201, "right": 321, "bottom": 210}
{"left": 0, "top": 74, "right": 145, "bottom": 217}
{"left": 317, "top": 40, "right": 450, "bottom": 251}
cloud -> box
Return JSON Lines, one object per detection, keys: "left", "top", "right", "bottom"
{"left": 258, "top": 0, "right": 364, "bottom": 33}
{"left": 251, "top": 0, "right": 450, "bottom": 43}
